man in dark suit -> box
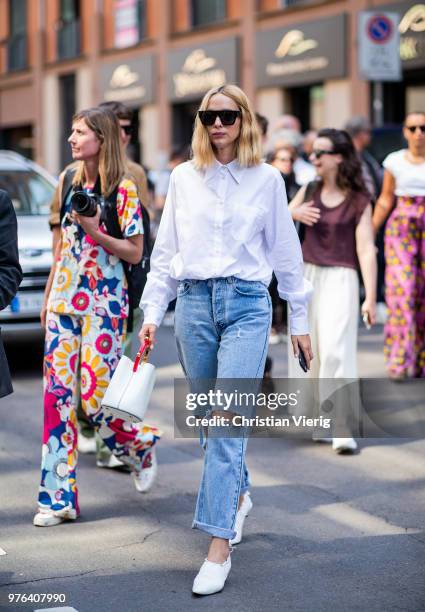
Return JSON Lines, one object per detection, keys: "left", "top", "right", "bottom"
{"left": 0, "top": 189, "right": 22, "bottom": 397}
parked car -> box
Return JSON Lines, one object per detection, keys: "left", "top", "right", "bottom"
{"left": 0, "top": 150, "right": 56, "bottom": 340}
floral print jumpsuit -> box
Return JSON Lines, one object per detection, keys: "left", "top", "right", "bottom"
{"left": 37, "top": 178, "right": 160, "bottom": 518}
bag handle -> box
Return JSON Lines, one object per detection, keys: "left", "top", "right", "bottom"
{"left": 133, "top": 337, "right": 151, "bottom": 372}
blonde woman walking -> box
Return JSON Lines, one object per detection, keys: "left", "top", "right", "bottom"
{"left": 140, "top": 85, "right": 312, "bottom": 595}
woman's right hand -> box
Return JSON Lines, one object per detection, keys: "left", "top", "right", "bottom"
{"left": 292, "top": 200, "right": 321, "bottom": 226}
{"left": 139, "top": 324, "right": 158, "bottom": 349}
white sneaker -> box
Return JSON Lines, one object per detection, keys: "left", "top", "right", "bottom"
{"left": 96, "top": 454, "right": 126, "bottom": 469}
{"left": 192, "top": 555, "right": 231, "bottom": 595}
{"left": 332, "top": 437, "right": 358, "bottom": 453}
{"left": 230, "top": 492, "right": 253, "bottom": 545}
{"left": 133, "top": 449, "right": 157, "bottom": 493}
{"left": 77, "top": 433, "right": 96, "bottom": 454}
{"left": 33, "top": 507, "right": 77, "bottom": 527}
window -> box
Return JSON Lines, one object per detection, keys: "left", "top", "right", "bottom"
{"left": 191, "top": 0, "right": 226, "bottom": 27}
{"left": 7, "top": 0, "right": 27, "bottom": 71}
{"left": 114, "top": 0, "right": 146, "bottom": 48}
{"left": 60, "top": 0, "right": 80, "bottom": 22}
{"left": 59, "top": 74, "right": 76, "bottom": 168}
{"left": 57, "top": 0, "right": 80, "bottom": 60}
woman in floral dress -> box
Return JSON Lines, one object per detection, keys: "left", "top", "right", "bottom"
{"left": 34, "top": 107, "right": 160, "bottom": 527}
{"left": 373, "top": 111, "right": 425, "bottom": 379}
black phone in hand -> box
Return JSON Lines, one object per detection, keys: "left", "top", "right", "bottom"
{"left": 299, "top": 349, "right": 308, "bottom": 373}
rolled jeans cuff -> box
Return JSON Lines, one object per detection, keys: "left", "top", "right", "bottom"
{"left": 192, "top": 519, "right": 236, "bottom": 541}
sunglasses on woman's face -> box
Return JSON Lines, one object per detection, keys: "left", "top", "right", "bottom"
{"left": 198, "top": 110, "right": 241, "bottom": 126}
{"left": 405, "top": 125, "right": 425, "bottom": 134}
{"left": 120, "top": 124, "right": 133, "bottom": 135}
{"left": 311, "top": 149, "right": 338, "bottom": 159}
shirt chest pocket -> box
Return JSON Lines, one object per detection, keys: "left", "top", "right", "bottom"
{"left": 231, "top": 202, "right": 264, "bottom": 243}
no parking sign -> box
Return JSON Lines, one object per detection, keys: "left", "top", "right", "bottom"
{"left": 358, "top": 11, "right": 401, "bottom": 81}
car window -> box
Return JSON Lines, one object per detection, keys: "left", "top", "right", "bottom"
{"left": 0, "top": 170, "right": 54, "bottom": 215}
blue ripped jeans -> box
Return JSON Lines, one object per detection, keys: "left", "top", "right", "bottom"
{"left": 174, "top": 277, "right": 272, "bottom": 540}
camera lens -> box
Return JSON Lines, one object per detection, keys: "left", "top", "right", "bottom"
{"left": 70, "top": 191, "right": 98, "bottom": 217}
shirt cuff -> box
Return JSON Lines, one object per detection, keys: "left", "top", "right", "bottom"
{"left": 279, "top": 277, "right": 312, "bottom": 336}
{"left": 141, "top": 306, "right": 165, "bottom": 328}
{"left": 288, "top": 315, "right": 310, "bottom": 336}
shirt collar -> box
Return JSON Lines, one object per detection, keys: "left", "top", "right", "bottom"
{"left": 204, "top": 158, "right": 244, "bottom": 186}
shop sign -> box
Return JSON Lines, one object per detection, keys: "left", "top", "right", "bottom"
{"left": 168, "top": 38, "right": 238, "bottom": 102}
{"left": 385, "top": 2, "right": 425, "bottom": 67}
{"left": 100, "top": 55, "right": 155, "bottom": 105}
{"left": 358, "top": 11, "right": 401, "bottom": 81}
{"left": 256, "top": 15, "right": 346, "bottom": 88}
{"left": 378, "top": 2, "right": 425, "bottom": 67}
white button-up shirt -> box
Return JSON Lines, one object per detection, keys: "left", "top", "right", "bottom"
{"left": 141, "top": 159, "right": 312, "bottom": 334}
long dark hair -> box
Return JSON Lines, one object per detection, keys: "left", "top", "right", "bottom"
{"left": 317, "top": 128, "right": 367, "bottom": 194}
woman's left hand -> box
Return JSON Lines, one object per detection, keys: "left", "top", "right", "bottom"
{"left": 291, "top": 334, "right": 314, "bottom": 370}
{"left": 72, "top": 206, "right": 101, "bottom": 239}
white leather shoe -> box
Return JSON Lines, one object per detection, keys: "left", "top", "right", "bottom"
{"left": 230, "top": 492, "right": 253, "bottom": 545}
{"left": 133, "top": 449, "right": 157, "bottom": 493}
{"left": 192, "top": 555, "right": 231, "bottom": 595}
{"left": 332, "top": 437, "right": 358, "bottom": 453}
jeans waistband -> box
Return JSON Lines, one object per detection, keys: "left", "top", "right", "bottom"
{"left": 181, "top": 277, "right": 265, "bottom": 287}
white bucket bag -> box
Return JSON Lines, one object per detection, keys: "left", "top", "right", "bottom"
{"left": 102, "top": 338, "right": 156, "bottom": 423}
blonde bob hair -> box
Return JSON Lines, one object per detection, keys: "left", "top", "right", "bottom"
{"left": 191, "top": 84, "right": 262, "bottom": 168}
{"left": 71, "top": 107, "right": 126, "bottom": 197}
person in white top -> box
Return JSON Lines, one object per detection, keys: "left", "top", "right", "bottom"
{"left": 373, "top": 111, "right": 425, "bottom": 379}
{"left": 139, "top": 84, "right": 313, "bottom": 595}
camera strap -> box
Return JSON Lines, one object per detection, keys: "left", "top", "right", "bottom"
{"left": 60, "top": 169, "right": 149, "bottom": 332}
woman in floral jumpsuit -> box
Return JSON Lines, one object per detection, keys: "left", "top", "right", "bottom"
{"left": 373, "top": 111, "right": 425, "bottom": 379}
{"left": 34, "top": 107, "right": 160, "bottom": 527}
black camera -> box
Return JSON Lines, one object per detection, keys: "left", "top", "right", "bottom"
{"left": 70, "top": 191, "right": 101, "bottom": 217}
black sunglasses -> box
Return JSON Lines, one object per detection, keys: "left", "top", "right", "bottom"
{"left": 405, "top": 125, "right": 425, "bottom": 133}
{"left": 120, "top": 124, "right": 133, "bottom": 135}
{"left": 198, "top": 110, "right": 241, "bottom": 126}
{"left": 311, "top": 149, "right": 339, "bottom": 159}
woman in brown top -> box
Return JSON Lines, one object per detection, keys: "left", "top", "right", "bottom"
{"left": 289, "top": 129, "right": 377, "bottom": 453}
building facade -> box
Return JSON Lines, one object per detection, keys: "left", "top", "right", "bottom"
{"left": 0, "top": 0, "right": 423, "bottom": 174}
